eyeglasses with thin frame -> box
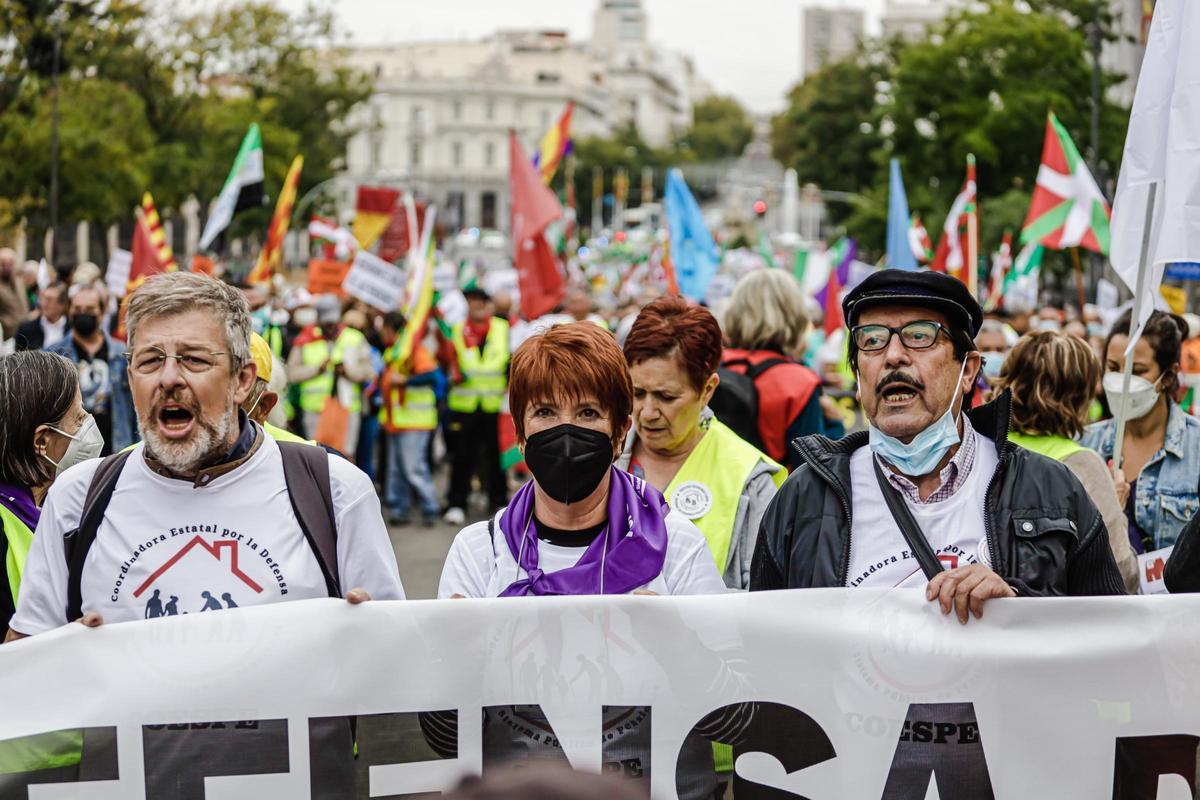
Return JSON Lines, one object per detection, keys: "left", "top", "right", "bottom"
{"left": 851, "top": 321, "right": 950, "bottom": 353}
{"left": 126, "top": 347, "right": 228, "bottom": 375}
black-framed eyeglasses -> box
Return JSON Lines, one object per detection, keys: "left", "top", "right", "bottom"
{"left": 851, "top": 321, "right": 950, "bottom": 353}
{"left": 126, "top": 348, "right": 228, "bottom": 375}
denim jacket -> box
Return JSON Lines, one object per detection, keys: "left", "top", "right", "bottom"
{"left": 47, "top": 333, "right": 138, "bottom": 452}
{"left": 1080, "top": 402, "right": 1200, "bottom": 550}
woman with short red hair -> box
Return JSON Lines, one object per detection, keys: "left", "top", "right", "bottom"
{"left": 434, "top": 322, "right": 727, "bottom": 797}
{"left": 619, "top": 296, "right": 785, "bottom": 591}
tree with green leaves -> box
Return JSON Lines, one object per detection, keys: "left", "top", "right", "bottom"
{"left": 772, "top": 1, "right": 1129, "bottom": 261}
{"left": 0, "top": 0, "right": 371, "bottom": 252}
{"left": 675, "top": 95, "right": 754, "bottom": 162}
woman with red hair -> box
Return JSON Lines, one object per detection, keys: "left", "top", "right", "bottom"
{"left": 619, "top": 296, "right": 785, "bottom": 591}
{"left": 433, "top": 322, "right": 727, "bottom": 798}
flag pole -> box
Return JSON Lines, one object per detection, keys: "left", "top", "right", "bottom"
{"left": 966, "top": 154, "right": 979, "bottom": 300}
{"left": 1112, "top": 182, "right": 1159, "bottom": 471}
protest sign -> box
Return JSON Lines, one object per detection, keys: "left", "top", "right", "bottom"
{"left": 105, "top": 249, "right": 132, "bottom": 298}
{"left": 306, "top": 258, "right": 350, "bottom": 296}
{"left": 1, "top": 591, "right": 1198, "bottom": 799}
{"left": 342, "top": 250, "right": 406, "bottom": 312}
{"left": 1138, "top": 546, "right": 1174, "bottom": 595}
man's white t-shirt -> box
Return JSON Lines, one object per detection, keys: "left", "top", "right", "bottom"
{"left": 845, "top": 438, "right": 999, "bottom": 588}
{"left": 438, "top": 509, "right": 726, "bottom": 598}
{"left": 12, "top": 433, "right": 405, "bottom": 634}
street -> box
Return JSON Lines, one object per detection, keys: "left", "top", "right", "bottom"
{"left": 388, "top": 516, "right": 461, "bottom": 600}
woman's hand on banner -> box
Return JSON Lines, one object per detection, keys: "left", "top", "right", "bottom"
{"left": 345, "top": 588, "right": 372, "bottom": 604}
{"left": 926, "top": 565, "right": 1015, "bottom": 624}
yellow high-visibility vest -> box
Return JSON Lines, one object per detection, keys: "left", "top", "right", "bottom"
{"left": 447, "top": 319, "right": 510, "bottom": 414}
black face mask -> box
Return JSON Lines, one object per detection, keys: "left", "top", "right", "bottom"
{"left": 523, "top": 424, "right": 614, "bottom": 505}
{"left": 70, "top": 313, "right": 98, "bottom": 337}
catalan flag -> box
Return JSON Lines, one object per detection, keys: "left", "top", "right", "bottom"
{"left": 532, "top": 101, "right": 575, "bottom": 185}
{"left": 248, "top": 154, "right": 303, "bottom": 285}
{"left": 140, "top": 193, "right": 177, "bottom": 272}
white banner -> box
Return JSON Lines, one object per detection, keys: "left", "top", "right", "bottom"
{"left": 1, "top": 591, "right": 1199, "bottom": 798}
{"left": 342, "top": 250, "right": 406, "bottom": 312}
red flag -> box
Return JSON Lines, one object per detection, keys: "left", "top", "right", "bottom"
{"left": 510, "top": 131, "right": 564, "bottom": 319}
{"left": 117, "top": 210, "right": 172, "bottom": 340}
{"left": 130, "top": 209, "right": 169, "bottom": 287}
{"left": 823, "top": 266, "right": 844, "bottom": 337}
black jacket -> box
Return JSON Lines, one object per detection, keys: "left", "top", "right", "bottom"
{"left": 750, "top": 392, "right": 1126, "bottom": 596}
{"left": 1164, "top": 513, "right": 1200, "bottom": 592}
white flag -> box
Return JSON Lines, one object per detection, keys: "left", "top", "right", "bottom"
{"left": 1108, "top": 0, "right": 1190, "bottom": 334}
{"left": 1153, "top": 0, "right": 1200, "bottom": 266}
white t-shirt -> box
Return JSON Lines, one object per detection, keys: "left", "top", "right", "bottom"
{"left": 845, "top": 438, "right": 999, "bottom": 588}
{"left": 438, "top": 509, "right": 726, "bottom": 598}
{"left": 12, "top": 433, "right": 405, "bottom": 634}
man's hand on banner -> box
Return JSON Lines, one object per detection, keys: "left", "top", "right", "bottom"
{"left": 345, "top": 588, "right": 372, "bottom": 604}
{"left": 926, "top": 565, "right": 1015, "bottom": 624}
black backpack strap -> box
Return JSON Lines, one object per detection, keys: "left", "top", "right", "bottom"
{"left": 744, "top": 357, "right": 790, "bottom": 381}
{"left": 278, "top": 442, "right": 341, "bottom": 598}
{"left": 872, "top": 457, "right": 946, "bottom": 581}
{"left": 722, "top": 357, "right": 750, "bottom": 370}
{"left": 65, "top": 450, "right": 133, "bottom": 622}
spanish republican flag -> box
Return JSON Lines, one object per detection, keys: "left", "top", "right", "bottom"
{"left": 532, "top": 101, "right": 575, "bottom": 185}
{"left": 248, "top": 154, "right": 303, "bottom": 285}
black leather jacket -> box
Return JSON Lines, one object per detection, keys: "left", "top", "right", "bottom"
{"left": 750, "top": 392, "right": 1126, "bottom": 596}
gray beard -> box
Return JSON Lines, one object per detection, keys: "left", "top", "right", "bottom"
{"left": 138, "top": 404, "right": 239, "bottom": 477}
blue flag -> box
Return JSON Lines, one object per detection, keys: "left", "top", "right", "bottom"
{"left": 886, "top": 158, "right": 918, "bottom": 270}
{"left": 665, "top": 169, "right": 719, "bottom": 300}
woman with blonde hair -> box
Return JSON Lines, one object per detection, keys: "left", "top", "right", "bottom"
{"left": 722, "top": 268, "right": 842, "bottom": 469}
{"left": 995, "top": 331, "right": 1138, "bottom": 591}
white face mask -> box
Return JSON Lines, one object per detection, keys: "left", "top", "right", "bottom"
{"left": 1103, "top": 371, "right": 1163, "bottom": 421}
{"left": 42, "top": 414, "right": 105, "bottom": 477}
{"left": 293, "top": 308, "right": 318, "bottom": 327}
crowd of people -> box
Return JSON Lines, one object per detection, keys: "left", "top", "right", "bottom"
{"left": 2, "top": 242, "right": 1200, "bottom": 796}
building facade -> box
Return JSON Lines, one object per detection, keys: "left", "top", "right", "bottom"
{"left": 879, "top": 0, "right": 956, "bottom": 40}
{"left": 340, "top": 0, "right": 705, "bottom": 233}
{"left": 802, "top": 7, "right": 866, "bottom": 77}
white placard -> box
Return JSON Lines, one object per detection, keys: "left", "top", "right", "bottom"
{"left": 1137, "top": 545, "right": 1174, "bottom": 595}
{"left": 105, "top": 248, "right": 132, "bottom": 298}
{"left": 342, "top": 250, "right": 406, "bottom": 312}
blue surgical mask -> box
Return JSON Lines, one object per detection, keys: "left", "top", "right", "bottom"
{"left": 981, "top": 351, "right": 1006, "bottom": 378}
{"left": 867, "top": 359, "right": 967, "bottom": 477}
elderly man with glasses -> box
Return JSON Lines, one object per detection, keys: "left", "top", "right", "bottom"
{"left": 751, "top": 270, "right": 1125, "bottom": 620}
{"left": 7, "top": 272, "right": 402, "bottom": 797}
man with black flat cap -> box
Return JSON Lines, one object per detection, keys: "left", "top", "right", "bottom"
{"left": 750, "top": 270, "right": 1126, "bottom": 619}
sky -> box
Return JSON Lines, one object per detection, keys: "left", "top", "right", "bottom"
{"left": 272, "top": 0, "right": 886, "bottom": 114}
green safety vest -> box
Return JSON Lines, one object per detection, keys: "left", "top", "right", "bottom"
{"left": 0, "top": 504, "right": 33, "bottom": 609}
{"left": 264, "top": 422, "right": 316, "bottom": 446}
{"left": 298, "top": 332, "right": 334, "bottom": 415}
{"left": 664, "top": 419, "right": 786, "bottom": 574}
{"left": 1007, "top": 431, "right": 1085, "bottom": 462}
{"left": 380, "top": 383, "right": 438, "bottom": 431}
{"left": 264, "top": 325, "right": 284, "bottom": 357}
{"left": 0, "top": 505, "right": 83, "bottom": 774}
{"left": 448, "top": 319, "right": 510, "bottom": 414}
{"left": 330, "top": 327, "right": 369, "bottom": 415}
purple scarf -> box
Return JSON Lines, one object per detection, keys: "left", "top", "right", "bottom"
{"left": 0, "top": 482, "right": 39, "bottom": 532}
{"left": 499, "top": 467, "right": 669, "bottom": 596}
